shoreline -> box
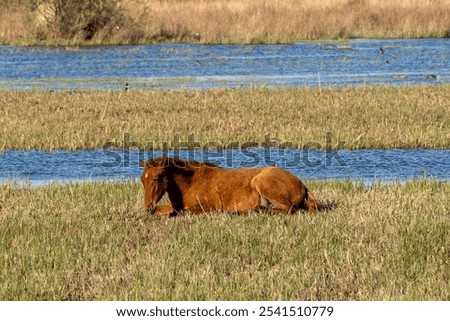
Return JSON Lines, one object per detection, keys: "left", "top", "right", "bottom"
{"left": 1, "top": 35, "right": 449, "bottom": 47}
{"left": 2, "top": 34, "right": 450, "bottom": 47}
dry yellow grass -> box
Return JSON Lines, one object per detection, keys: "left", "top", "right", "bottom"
{"left": 130, "top": 0, "right": 450, "bottom": 43}
{"left": 0, "top": 85, "right": 449, "bottom": 150}
{"left": 1, "top": 0, "right": 450, "bottom": 44}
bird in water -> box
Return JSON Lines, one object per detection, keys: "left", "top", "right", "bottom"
{"left": 379, "top": 47, "right": 384, "bottom": 54}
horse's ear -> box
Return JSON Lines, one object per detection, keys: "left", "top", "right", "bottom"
{"left": 139, "top": 160, "right": 146, "bottom": 168}
{"left": 161, "top": 154, "right": 169, "bottom": 167}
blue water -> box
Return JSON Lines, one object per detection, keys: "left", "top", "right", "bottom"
{"left": 0, "top": 38, "right": 449, "bottom": 90}
{"left": 1, "top": 39, "right": 449, "bottom": 185}
{"left": 1, "top": 149, "right": 449, "bottom": 186}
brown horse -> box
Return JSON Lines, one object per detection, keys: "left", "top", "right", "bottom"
{"left": 140, "top": 155, "right": 319, "bottom": 217}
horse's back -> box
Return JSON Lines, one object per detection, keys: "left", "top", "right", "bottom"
{"left": 181, "top": 165, "right": 311, "bottom": 213}
{"left": 206, "top": 166, "right": 263, "bottom": 211}
{"left": 208, "top": 166, "right": 304, "bottom": 197}
{"left": 252, "top": 166, "right": 303, "bottom": 184}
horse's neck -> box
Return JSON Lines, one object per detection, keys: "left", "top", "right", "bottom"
{"left": 166, "top": 166, "right": 198, "bottom": 207}
{"left": 170, "top": 169, "right": 195, "bottom": 188}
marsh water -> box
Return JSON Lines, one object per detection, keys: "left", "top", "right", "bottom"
{"left": 1, "top": 149, "right": 449, "bottom": 186}
{"left": 0, "top": 39, "right": 449, "bottom": 90}
{"left": 1, "top": 38, "right": 449, "bottom": 185}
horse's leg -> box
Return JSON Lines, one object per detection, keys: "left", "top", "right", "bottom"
{"left": 251, "top": 176, "right": 297, "bottom": 214}
{"left": 154, "top": 203, "right": 175, "bottom": 218}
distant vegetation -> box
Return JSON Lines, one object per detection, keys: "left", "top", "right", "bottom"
{"left": 1, "top": 0, "right": 450, "bottom": 45}
{"left": 0, "top": 0, "right": 142, "bottom": 45}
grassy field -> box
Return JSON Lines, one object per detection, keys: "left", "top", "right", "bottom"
{"left": 0, "top": 180, "right": 448, "bottom": 300}
{"left": 1, "top": 85, "right": 449, "bottom": 150}
{"left": 1, "top": 0, "right": 450, "bottom": 45}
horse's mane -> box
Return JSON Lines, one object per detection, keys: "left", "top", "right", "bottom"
{"left": 145, "top": 156, "right": 219, "bottom": 170}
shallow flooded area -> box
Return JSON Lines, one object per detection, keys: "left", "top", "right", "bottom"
{"left": 1, "top": 149, "right": 449, "bottom": 186}
{"left": 1, "top": 39, "right": 449, "bottom": 185}
{"left": 1, "top": 39, "right": 449, "bottom": 90}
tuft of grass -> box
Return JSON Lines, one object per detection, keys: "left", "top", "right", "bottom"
{"left": 0, "top": 180, "right": 449, "bottom": 300}
{"left": 0, "top": 85, "right": 449, "bottom": 150}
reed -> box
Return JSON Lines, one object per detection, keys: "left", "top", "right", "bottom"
{"left": 0, "top": 85, "right": 449, "bottom": 150}
{"left": 1, "top": 0, "right": 450, "bottom": 45}
{"left": 0, "top": 179, "right": 448, "bottom": 300}
{"left": 133, "top": 0, "right": 450, "bottom": 43}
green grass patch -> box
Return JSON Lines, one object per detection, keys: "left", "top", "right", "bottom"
{"left": 1, "top": 85, "right": 449, "bottom": 150}
{"left": 1, "top": 180, "right": 448, "bottom": 300}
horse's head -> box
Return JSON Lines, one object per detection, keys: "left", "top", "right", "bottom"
{"left": 139, "top": 156, "right": 170, "bottom": 214}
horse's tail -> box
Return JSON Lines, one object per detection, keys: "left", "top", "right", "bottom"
{"left": 306, "top": 189, "right": 319, "bottom": 212}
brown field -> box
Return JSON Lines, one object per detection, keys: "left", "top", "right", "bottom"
{"left": 1, "top": 0, "right": 450, "bottom": 45}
